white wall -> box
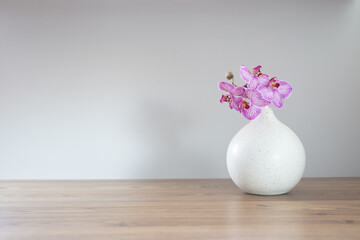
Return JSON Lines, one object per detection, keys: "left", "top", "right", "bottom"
{"left": 0, "top": 0, "right": 359, "bottom": 179}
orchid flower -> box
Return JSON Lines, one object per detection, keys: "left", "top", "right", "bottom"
{"left": 257, "top": 77, "right": 292, "bottom": 108}
{"left": 219, "top": 82, "right": 245, "bottom": 111}
{"left": 240, "top": 65, "right": 270, "bottom": 89}
{"left": 235, "top": 88, "right": 270, "bottom": 120}
{"left": 219, "top": 65, "right": 292, "bottom": 120}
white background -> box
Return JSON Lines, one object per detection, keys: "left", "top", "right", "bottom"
{"left": 1, "top": 0, "right": 359, "bottom": 179}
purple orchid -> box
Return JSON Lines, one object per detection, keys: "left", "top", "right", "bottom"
{"left": 219, "top": 81, "right": 270, "bottom": 120}
{"left": 240, "top": 65, "right": 270, "bottom": 89}
{"left": 236, "top": 88, "right": 270, "bottom": 120}
{"left": 219, "top": 65, "right": 292, "bottom": 120}
{"left": 257, "top": 77, "right": 292, "bottom": 108}
{"left": 219, "top": 82, "right": 245, "bottom": 111}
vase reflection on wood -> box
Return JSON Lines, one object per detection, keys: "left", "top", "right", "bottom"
{"left": 227, "top": 106, "right": 306, "bottom": 195}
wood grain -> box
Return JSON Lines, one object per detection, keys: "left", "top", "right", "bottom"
{"left": 0, "top": 178, "right": 359, "bottom": 239}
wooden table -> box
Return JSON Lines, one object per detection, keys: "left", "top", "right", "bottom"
{"left": 0, "top": 178, "right": 359, "bottom": 239}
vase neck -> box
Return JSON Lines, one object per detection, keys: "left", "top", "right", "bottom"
{"left": 255, "top": 106, "right": 278, "bottom": 122}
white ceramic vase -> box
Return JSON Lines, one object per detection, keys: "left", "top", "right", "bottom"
{"left": 227, "top": 106, "right": 306, "bottom": 195}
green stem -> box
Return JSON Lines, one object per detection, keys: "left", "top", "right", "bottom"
{"left": 231, "top": 78, "right": 237, "bottom": 87}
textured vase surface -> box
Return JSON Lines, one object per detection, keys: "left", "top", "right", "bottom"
{"left": 227, "top": 106, "right": 306, "bottom": 195}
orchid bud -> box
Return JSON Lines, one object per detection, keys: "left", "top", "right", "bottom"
{"left": 225, "top": 71, "right": 234, "bottom": 80}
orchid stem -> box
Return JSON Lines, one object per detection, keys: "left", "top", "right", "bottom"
{"left": 231, "top": 78, "right": 236, "bottom": 87}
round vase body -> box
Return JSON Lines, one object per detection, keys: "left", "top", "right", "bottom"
{"left": 227, "top": 106, "right": 306, "bottom": 195}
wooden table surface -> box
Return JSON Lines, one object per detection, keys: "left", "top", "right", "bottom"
{"left": 0, "top": 178, "right": 359, "bottom": 240}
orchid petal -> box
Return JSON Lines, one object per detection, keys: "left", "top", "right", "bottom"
{"left": 245, "top": 89, "right": 270, "bottom": 107}
{"left": 232, "top": 96, "right": 242, "bottom": 105}
{"left": 277, "top": 81, "right": 292, "bottom": 98}
{"left": 253, "top": 65, "right": 262, "bottom": 75}
{"left": 231, "top": 96, "right": 242, "bottom": 111}
{"left": 272, "top": 91, "right": 284, "bottom": 108}
{"left": 232, "top": 86, "right": 246, "bottom": 96}
{"left": 219, "top": 82, "right": 234, "bottom": 92}
{"left": 240, "top": 65, "right": 254, "bottom": 83}
{"left": 258, "top": 74, "right": 269, "bottom": 86}
{"left": 247, "top": 78, "right": 258, "bottom": 89}
{"left": 258, "top": 85, "right": 274, "bottom": 102}
{"left": 242, "top": 105, "right": 262, "bottom": 120}
{"left": 220, "top": 95, "right": 227, "bottom": 103}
